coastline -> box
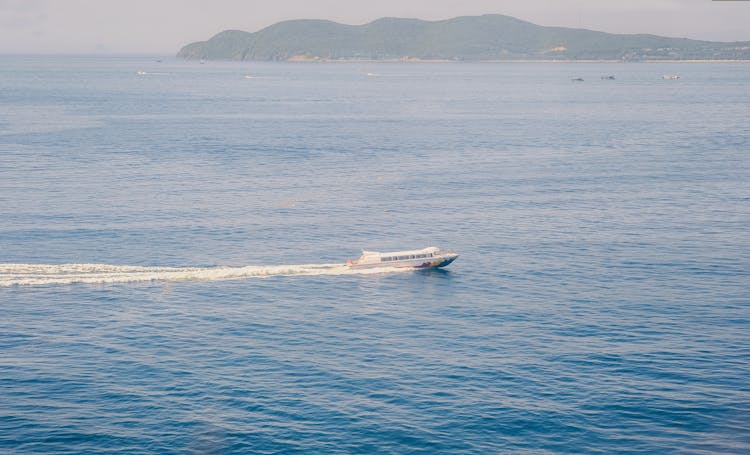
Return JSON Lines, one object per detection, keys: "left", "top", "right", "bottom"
{"left": 280, "top": 55, "right": 750, "bottom": 63}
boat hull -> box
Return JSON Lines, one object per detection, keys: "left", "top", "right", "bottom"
{"left": 349, "top": 253, "right": 458, "bottom": 270}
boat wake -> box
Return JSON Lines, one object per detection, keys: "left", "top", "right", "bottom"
{"left": 0, "top": 262, "right": 408, "bottom": 287}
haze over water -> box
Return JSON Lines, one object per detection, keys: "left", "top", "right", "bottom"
{"left": 1, "top": 56, "right": 749, "bottom": 453}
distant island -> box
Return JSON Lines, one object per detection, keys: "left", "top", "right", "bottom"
{"left": 177, "top": 14, "right": 750, "bottom": 62}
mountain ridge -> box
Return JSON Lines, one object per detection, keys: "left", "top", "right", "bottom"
{"left": 177, "top": 14, "right": 750, "bottom": 61}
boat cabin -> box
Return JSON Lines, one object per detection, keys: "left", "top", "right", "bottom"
{"left": 358, "top": 247, "right": 440, "bottom": 264}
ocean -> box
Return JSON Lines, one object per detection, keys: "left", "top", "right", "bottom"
{"left": 1, "top": 55, "right": 748, "bottom": 453}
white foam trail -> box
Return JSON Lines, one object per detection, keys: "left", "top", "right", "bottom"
{"left": 0, "top": 262, "right": 408, "bottom": 287}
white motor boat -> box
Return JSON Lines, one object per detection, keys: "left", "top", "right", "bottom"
{"left": 347, "top": 246, "right": 458, "bottom": 269}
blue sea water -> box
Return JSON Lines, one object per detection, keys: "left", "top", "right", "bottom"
{"left": 1, "top": 55, "right": 749, "bottom": 453}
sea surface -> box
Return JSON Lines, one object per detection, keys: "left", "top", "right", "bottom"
{"left": 1, "top": 55, "right": 749, "bottom": 453}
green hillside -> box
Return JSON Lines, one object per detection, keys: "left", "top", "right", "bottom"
{"left": 177, "top": 14, "right": 750, "bottom": 61}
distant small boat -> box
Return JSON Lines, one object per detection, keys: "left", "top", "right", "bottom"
{"left": 601, "top": 75, "right": 615, "bottom": 80}
{"left": 571, "top": 77, "right": 584, "bottom": 82}
{"left": 136, "top": 71, "right": 147, "bottom": 75}
{"left": 663, "top": 74, "right": 680, "bottom": 80}
{"left": 347, "top": 247, "right": 458, "bottom": 269}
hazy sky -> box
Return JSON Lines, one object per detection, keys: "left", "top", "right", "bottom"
{"left": 1, "top": 0, "right": 749, "bottom": 54}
